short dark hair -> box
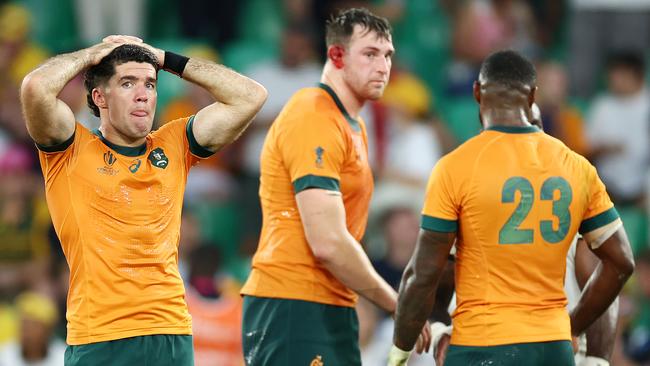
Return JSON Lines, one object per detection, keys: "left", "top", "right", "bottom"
{"left": 479, "top": 50, "right": 537, "bottom": 88}
{"left": 84, "top": 44, "right": 159, "bottom": 117}
{"left": 325, "top": 7, "right": 391, "bottom": 48}
{"left": 606, "top": 50, "right": 645, "bottom": 77}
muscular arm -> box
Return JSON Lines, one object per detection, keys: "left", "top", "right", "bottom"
{"left": 574, "top": 238, "right": 620, "bottom": 360}
{"left": 20, "top": 41, "right": 124, "bottom": 146}
{"left": 184, "top": 58, "right": 267, "bottom": 152}
{"left": 295, "top": 188, "right": 397, "bottom": 313}
{"left": 570, "top": 227, "right": 634, "bottom": 336}
{"left": 393, "top": 229, "right": 456, "bottom": 351}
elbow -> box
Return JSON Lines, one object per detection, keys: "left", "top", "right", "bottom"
{"left": 307, "top": 233, "right": 340, "bottom": 264}
{"left": 254, "top": 84, "right": 268, "bottom": 110}
{"left": 247, "top": 82, "right": 268, "bottom": 113}
{"left": 20, "top": 72, "right": 43, "bottom": 102}
{"left": 620, "top": 256, "right": 635, "bottom": 280}
{"left": 310, "top": 240, "right": 337, "bottom": 264}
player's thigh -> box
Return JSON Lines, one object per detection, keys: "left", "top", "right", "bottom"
{"left": 242, "top": 296, "right": 361, "bottom": 366}
{"left": 65, "top": 335, "right": 193, "bottom": 366}
{"left": 445, "top": 341, "right": 575, "bottom": 366}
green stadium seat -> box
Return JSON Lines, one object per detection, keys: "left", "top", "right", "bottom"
{"left": 18, "top": 0, "right": 79, "bottom": 52}
{"left": 439, "top": 97, "right": 482, "bottom": 143}
{"left": 237, "top": 0, "right": 284, "bottom": 45}
{"left": 221, "top": 40, "right": 277, "bottom": 73}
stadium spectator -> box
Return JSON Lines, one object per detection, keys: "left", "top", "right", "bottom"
{"left": 536, "top": 60, "right": 590, "bottom": 157}
{"left": 20, "top": 35, "right": 266, "bottom": 365}
{"left": 391, "top": 50, "right": 634, "bottom": 365}
{"left": 0, "top": 291, "right": 65, "bottom": 366}
{"left": 568, "top": 0, "right": 650, "bottom": 98}
{"left": 185, "top": 244, "right": 243, "bottom": 366}
{"left": 586, "top": 51, "right": 649, "bottom": 206}
{"left": 240, "top": 8, "right": 429, "bottom": 365}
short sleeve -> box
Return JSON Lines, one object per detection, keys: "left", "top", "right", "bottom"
{"left": 153, "top": 116, "right": 213, "bottom": 170}
{"left": 279, "top": 110, "right": 346, "bottom": 193}
{"left": 421, "top": 157, "right": 459, "bottom": 233}
{"left": 579, "top": 164, "right": 619, "bottom": 234}
{"left": 36, "top": 123, "right": 81, "bottom": 183}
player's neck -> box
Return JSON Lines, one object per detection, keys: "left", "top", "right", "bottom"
{"left": 320, "top": 70, "right": 364, "bottom": 118}
{"left": 98, "top": 121, "right": 147, "bottom": 147}
{"left": 480, "top": 107, "right": 533, "bottom": 129}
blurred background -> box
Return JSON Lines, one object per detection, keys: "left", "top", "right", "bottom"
{"left": 0, "top": 0, "right": 649, "bottom": 365}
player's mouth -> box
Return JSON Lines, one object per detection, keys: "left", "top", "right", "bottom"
{"left": 131, "top": 110, "right": 149, "bottom": 117}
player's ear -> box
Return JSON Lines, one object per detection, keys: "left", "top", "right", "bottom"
{"left": 327, "top": 45, "right": 345, "bottom": 69}
{"left": 473, "top": 81, "right": 481, "bottom": 104}
{"left": 92, "top": 88, "right": 107, "bottom": 109}
{"left": 528, "top": 86, "right": 537, "bottom": 108}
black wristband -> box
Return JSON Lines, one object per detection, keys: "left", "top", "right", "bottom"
{"left": 162, "top": 51, "right": 189, "bottom": 77}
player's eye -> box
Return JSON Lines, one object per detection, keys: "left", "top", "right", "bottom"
{"left": 122, "top": 81, "right": 133, "bottom": 88}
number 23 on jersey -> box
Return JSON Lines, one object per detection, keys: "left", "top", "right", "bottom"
{"left": 499, "top": 176, "right": 572, "bottom": 244}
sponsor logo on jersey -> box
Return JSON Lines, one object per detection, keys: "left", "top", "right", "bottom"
{"left": 129, "top": 159, "right": 142, "bottom": 173}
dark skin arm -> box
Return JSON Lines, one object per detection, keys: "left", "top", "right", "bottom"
{"left": 393, "top": 229, "right": 456, "bottom": 351}
{"left": 574, "top": 237, "right": 620, "bottom": 360}
{"left": 570, "top": 228, "right": 634, "bottom": 337}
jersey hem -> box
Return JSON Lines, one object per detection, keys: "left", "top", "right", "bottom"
{"left": 240, "top": 289, "right": 355, "bottom": 308}
{"left": 450, "top": 332, "right": 571, "bottom": 347}
{"left": 66, "top": 325, "right": 192, "bottom": 345}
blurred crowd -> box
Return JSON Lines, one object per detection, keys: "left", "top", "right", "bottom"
{"left": 0, "top": 0, "right": 649, "bottom": 365}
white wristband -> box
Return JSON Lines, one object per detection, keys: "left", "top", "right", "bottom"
{"left": 430, "top": 321, "right": 453, "bottom": 353}
{"left": 387, "top": 344, "right": 412, "bottom": 366}
{"left": 579, "top": 356, "right": 609, "bottom": 366}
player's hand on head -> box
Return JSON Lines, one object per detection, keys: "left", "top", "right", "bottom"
{"left": 86, "top": 42, "right": 125, "bottom": 65}
{"left": 102, "top": 35, "right": 143, "bottom": 44}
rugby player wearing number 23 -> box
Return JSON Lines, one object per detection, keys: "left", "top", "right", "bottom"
{"left": 390, "top": 50, "right": 635, "bottom": 366}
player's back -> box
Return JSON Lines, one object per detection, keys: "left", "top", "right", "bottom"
{"left": 430, "top": 125, "right": 615, "bottom": 346}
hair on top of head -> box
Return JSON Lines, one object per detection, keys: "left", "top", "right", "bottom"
{"left": 479, "top": 49, "right": 537, "bottom": 88}
{"left": 606, "top": 50, "right": 645, "bottom": 76}
{"left": 84, "top": 44, "right": 159, "bottom": 117}
{"left": 325, "top": 7, "right": 391, "bottom": 48}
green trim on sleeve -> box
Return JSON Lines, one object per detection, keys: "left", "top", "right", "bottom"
{"left": 186, "top": 115, "right": 215, "bottom": 158}
{"left": 421, "top": 215, "right": 458, "bottom": 233}
{"left": 35, "top": 132, "right": 75, "bottom": 152}
{"left": 293, "top": 175, "right": 340, "bottom": 193}
{"left": 579, "top": 207, "right": 619, "bottom": 234}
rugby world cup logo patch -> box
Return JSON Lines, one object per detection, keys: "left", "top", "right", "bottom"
{"left": 97, "top": 150, "right": 119, "bottom": 175}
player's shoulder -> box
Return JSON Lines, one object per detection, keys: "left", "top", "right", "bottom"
{"left": 277, "top": 87, "right": 341, "bottom": 129}
{"left": 286, "top": 87, "right": 336, "bottom": 113}
{"left": 539, "top": 132, "right": 592, "bottom": 167}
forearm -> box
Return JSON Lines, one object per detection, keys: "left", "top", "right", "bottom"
{"left": 570, "top": 262, "right": 630, "bottom": 335}
{"left": 585, "top": 297, "right": 619, "bottom": 360}
{"left": 23, "top": 49, "right": 92, "bottom": 98}
{"left": 183, "top": 58, "right": 266, "bottom": 150}
{"left": 182, "top": 59, "right": 265, "bottom": 108}
{"left": 394, "top": 267, "right": 438, "bottom": 350}
{"left": 318, "top": 234, "right": 397, "bottom": 313}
